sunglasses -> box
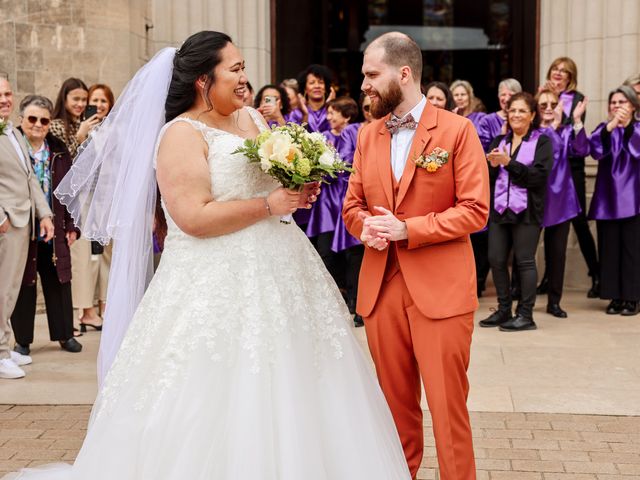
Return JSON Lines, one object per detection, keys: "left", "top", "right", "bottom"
{"left": 26, "top": 116, "right": 51, "bottom": 126}
{"left": 539, "top": 102, "right": 558, "bottom": 109}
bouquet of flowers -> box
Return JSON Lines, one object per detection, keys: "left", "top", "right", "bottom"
{"left": 0, "top": 117, "right": 8, "bottom": 136}
{"left": 233, "top": 122, "right": 352, "bottom": 223}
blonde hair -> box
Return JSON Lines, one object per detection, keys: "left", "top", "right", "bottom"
{"left": 546, "top": 57, "right": 578, "bottom": 92}
{"left": 450, "top": 79, "right": 478, "bottom": 116}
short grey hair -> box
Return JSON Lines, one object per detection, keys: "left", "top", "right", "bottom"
{"left": 19, "top": 95, "right": 54, "bottom": 116}
{"left": 498, "top": 78, "right": 522, "bottom": 94}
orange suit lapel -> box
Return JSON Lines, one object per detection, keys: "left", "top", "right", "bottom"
{"left": 376, "top": 119, "right": 394, "bottom": 208}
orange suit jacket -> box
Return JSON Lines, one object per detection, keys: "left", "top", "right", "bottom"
{"left": 343, "top": 102, "right": 490, "bottom": 319}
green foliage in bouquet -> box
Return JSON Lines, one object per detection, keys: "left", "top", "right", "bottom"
{"left": 233, "top": 122, "right": 352, "bottom": 190}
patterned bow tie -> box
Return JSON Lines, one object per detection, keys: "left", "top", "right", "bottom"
{"left": 385, "top": 113, "right": 417, "bottom": 135}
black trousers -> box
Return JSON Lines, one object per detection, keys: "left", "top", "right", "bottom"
{"left": 11, "top": 242, "right": 74, "bottom": 345}
{"left": 569, "top": 163, "right": 599, "bottom": 276}
{"left": 543, "top": 220, "right": 571, "bottom": 305}
{"left": 488, "top": 222, "right": 541, "bottom": 318}
{"left": 471, "top": 230, "right": 490, "bottom": 292}
{"left": 597, "top": 215, "right": 640, "bottom": 301}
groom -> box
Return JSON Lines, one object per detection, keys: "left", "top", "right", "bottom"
{"left": 343, "top": 33, "right": 489, "bottom": 480}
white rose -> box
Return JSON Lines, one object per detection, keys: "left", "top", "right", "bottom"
{"left": 318, "top": 150, "right": 336, "bottom": 167}
{"left": 258, "top": 131, "right": 297, "bottom": 171}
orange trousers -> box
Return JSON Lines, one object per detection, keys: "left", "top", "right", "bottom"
{"left": 364, "top": 271, "right": 476, "bottom": 480}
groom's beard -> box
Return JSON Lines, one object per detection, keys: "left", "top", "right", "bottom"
{"left": 370, "top": 80, "right": 404, "bottom": 119}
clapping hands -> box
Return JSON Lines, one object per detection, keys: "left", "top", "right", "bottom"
{"left": 607, "top": 104, "right": 633, "bottom": 132}
{"left": 358, "top": 206, "right": 408, "bottom": 251}
{"left": 487, "top": 145, "right": 511, "bottom": 167}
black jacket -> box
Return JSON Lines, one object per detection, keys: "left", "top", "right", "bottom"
{"left": 488, "top": 129, "right": 553, "bottom": 226}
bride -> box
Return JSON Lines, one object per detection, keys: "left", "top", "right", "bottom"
{"left": 4, "top": 31, "right": 411, "bottom": 479}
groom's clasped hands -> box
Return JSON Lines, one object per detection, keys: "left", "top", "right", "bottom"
{"left": 358, "top": 207, "right": 408, "bottom": 250}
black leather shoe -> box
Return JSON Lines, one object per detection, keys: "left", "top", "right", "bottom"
{"left": 13, "top": 344, "right": 30, "bottom": 356}
{"left": 546, "top": 303, "right": 568, "bottom": 318}
{"left": 587, "top": 275, "right": 600, "bottom": 298}
{"left": 499, "top": 315, "right": 537, "bottom": 332}
{"left": 537, "top": 276, "right": 549, "bottom": 294}
{"left": 479, "top": 309, "right": 512, "bottom": 328}
{"left": 59, "top": 338, "right": 83, "bottom": 353}
{"left": 621, "top": 301, "right": 640, "bottom": 316}
{"left": 353, "top": 314, "right": 364, "bottom": 328}
{"left": 606, "top": 299, "right": 624, "bottom": 315}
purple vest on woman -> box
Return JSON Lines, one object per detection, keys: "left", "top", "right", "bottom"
{"left": 307, "top": 106, "right": 330, "bottom": 133}
{"left": 588, "top": 122, "right": 640, "bottom": 220}
{"left": 303, "top": 123, "right": 360, "bottom": 251}
{"left": 494, "top": 130, "right": 542, "bottom": 214}
{"left": 477, "top": 112, "right": 505, "bottom": 152}
{"left": 539, "top": 125, "right": 587, "bottom": 226}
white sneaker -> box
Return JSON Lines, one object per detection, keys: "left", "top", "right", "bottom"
{"left": 0, "top": 358, "right": 26, "bottom": 379}
{"left": 10, "top": 350, "right": 32, "bottom": 366}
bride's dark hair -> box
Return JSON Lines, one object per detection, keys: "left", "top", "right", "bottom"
{"left": 165, "top": 31, "right": 233, "bottom": 122}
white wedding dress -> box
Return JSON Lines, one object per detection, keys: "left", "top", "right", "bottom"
{"left": 5, "top": 110, "right": 411, "bottom": 480}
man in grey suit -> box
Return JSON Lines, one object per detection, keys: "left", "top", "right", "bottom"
{"left": 0, "top": 76, "right": 55, "bottom": 379}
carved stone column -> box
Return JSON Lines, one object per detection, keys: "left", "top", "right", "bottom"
{"left": 149, "top": 0, "right": 271, "bottom": 89}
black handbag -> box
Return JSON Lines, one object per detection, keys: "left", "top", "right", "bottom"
{"left": 91, "top": 241, "right": 104, "bottom": 255}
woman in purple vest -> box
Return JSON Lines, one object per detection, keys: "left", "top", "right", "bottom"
{"left": 292, "top": 65, "right": 334, "bottom": 228}
{"left": 589, "top": 85, "right": 640, "bottom": 316}
{"left": 450, "top": 79, "right": 486, "bottom": 130}
{"left": 305, "top": 97, "right": 361, "bottom": 326}
{"left": 477, "top": 78, "right": 522, "bottom": 153}
{"left": 538, "top": 57, "right": 599, "bottom": 298}
{"left": 296, "top": 64, "right": 335, "bottom": 133}
{"left": 479, "top": 92, "right": 553, "bottom": 332}
{"left": 536, "top": 88, "right": 589, "bottom": 318}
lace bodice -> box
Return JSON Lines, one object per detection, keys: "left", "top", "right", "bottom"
{"left": 156, "top": 108, "right": 280, "bottom": 237}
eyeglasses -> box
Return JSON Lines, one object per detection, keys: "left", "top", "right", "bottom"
{"left": 26, "top": 116, "right": 51, "bottom": 126}
{"left": 551, "top": 66, "right": 570, "bottom": 75}
{"left": 539, "top": 102, "right": 558, "bottom": 109}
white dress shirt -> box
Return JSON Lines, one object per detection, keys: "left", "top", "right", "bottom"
{"left": 4, "top": 122, "right": 29, "bottom": 171}
{"left": 390, "top": 95, "right": 426, "bottom": 181}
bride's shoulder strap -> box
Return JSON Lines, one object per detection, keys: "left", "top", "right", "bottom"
{"left": 153, "top": 117, "right": 208, "bottom": 169}
{"left": 244, "top": 106, "right": 268, "bottom": 132}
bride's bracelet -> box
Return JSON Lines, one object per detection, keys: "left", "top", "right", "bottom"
{"left": 264, "top": 197, "right": 272, "bottom": 216}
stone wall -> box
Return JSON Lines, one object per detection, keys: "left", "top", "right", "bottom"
{"left": 0, "top": 0, "right": 271, "bottom": 112}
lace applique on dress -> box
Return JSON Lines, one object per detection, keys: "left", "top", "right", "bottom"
{"left": 94, "top": 108, "right": 349, "bottom": 418}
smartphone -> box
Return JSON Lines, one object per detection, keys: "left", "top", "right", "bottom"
{"left": 262, "top": 95, "right": 277, "bottom": 106}
{"left": 84, "top": 105, "right": 98, "bottom": 119}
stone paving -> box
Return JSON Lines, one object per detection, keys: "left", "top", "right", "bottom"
{"left": 1, "top": 405, "right": 639, "bottom": 479}
{"left": 0, "top": 291, "right": 639, "bottom": 478}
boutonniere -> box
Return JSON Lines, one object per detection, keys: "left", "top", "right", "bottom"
{"left": 0, "top": 118, "right": 8, "bottom": 136}
{"left": 415, "top": 146, "right": 449, "bottom": 172}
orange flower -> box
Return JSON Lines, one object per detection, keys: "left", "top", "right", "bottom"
{"left": 426, "top": 162, "right": 438, "bottom": 172}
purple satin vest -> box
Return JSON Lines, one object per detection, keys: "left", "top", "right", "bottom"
{"left": 494, "top": 131, "right": 541, "bottom": 215}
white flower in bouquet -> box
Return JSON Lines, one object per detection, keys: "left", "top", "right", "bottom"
{"left": 318, "top": 150, "right": 336, "bottom": 167}
{"left": 233, "top": 122, "right": 352, "bottom": 223}
{"left": 257, "top": 130, "right": 297, "bottom": 171}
